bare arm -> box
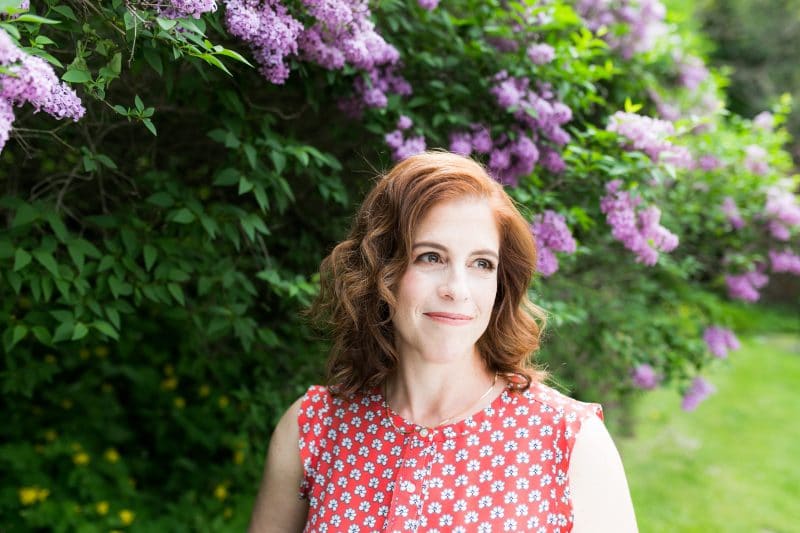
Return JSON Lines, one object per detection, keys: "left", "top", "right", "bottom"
{"left": 569, "top": 416, "right": 638, "bottom": 533}
{"left": 248, "top": 397, "right": 308, "bottom": 533}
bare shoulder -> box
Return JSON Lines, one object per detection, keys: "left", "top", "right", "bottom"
{"left": 569, "top": 416, "right": 639, "bottom": 533}
{"left": 248, "top": 396, "right": 308, "bottom": 533}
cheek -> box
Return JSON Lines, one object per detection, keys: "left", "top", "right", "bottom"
{"left": 395, "top": 269, "right": 427, "bottom": 312}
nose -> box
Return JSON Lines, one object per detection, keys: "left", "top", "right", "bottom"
{"left": 438, "top": 266, "right": 469, "bottom": 301}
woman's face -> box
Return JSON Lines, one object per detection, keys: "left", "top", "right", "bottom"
{"left": 391, "top": 196, "right": 500, "bottom": 366}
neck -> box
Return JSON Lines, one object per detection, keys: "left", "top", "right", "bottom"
{"left": 385, "top": 349, "right": 500, "bottom": 428}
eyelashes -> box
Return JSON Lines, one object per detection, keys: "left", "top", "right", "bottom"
{"left": 414, "top": 252, "right": 496, "bottom": 271}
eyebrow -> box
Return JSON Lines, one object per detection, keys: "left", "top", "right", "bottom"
{"left": 412, "top": 241, "right": 499, "bottom": 261}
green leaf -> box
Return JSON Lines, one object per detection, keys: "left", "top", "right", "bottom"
{"left": 51, "top": 321, "right": 74, "bottom": 343}
{"left": 106, "top": 307, "right": 121, "bottom": 330}
{"left": 143, "top": 244, "right": 158, "bottom": 271}
{"left": 47, "top": 214, "right": 70, "bottom": 242}
{"left": 32, "top": 250, "right": 60, "bottom": 278}
{"left": 14, "top": 249, "right": 31, "bottom": 271}
{"left": 51, "top": 5, "right": 78, "bottom": 21}
{"left": 243, "top": 143, "right": 257, "bottom": 169}
{"left": 71, "top": 322, "right": 89, "bottom": 341}
{"left": 143, "top": 118, "right": 157, "bottom": 136}
{"left": 143, "top": 48, "right": 163, "bottom": 75}
{"left": 146, "top": 192, "right": 174, "bottom": 208}
{"left": 0, "top": 238, "right": 13, "bottom": 259}
{"left": 62, "top": 69, "right": 91, "bottom": 83}
{"left": 31, "top": 326, "right": 52, "bottom": 345}
{"left": 270, "top": 151, "right": 286, "bottom": 175}
{"left": 14, "top": 14, "right": 60, "bottom": 24}
{"left": 11, "top": 325, "right": 28, "bottom": 349}
{"left": 167, "top": 283, "right": 185, "bottom": 305}
{"left": 156, "top": 17, "right": 178, "bottom": 31}
{"left": 91, "top": 320, "right": 119, "bottom": 340}
{"left": 12, "top": 203, "right": 38, "bottom": 227}
{"left": 170, "top": 208, "right": 196, "bottom": 224}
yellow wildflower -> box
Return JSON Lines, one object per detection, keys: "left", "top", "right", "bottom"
{"left": 95, "top": 501, "right": 109, "bottom": 515}
{"left": 214, "top": 484, "right": 228, "bottom": 501}
{"left": 44, "top": 429, "right": 57, "bottom": 441}
{"left": 198, "top": 384, "right": 211, "bottom": 397}
{"left": 223, "top": 507, "right": 233, "bottom": 519}
{"left": 73, "top": 452, "right": 90, "bottom": 466}
{"left": 119, "top": 509, "right": 135, "bottom": 525}
{"left": 174, "top": 397, "right": 186, "bottom": 409}
{"left": 79, "top": 348, "right": 90, "bottom": 359}
{"left": 233, "top": 450, "right": 245, "bottom": 465}
{"left": 18, "top": 487, "right": 39, "bottom": 506}
{"left": 45, "top": 354, "right": 56, "bottom": 364}
{"left": 36, "top": 488, "right": 49, "bottom": 502}
{"left": 104, "top": 448, "right": 120, "bottom": 463}
{"left": 161, "top": 377, "right": 178, "bottom": 391}
{"left": 94, "top": 345, "right": 109, "bottom": 358}
{"left": 218, "top": 395, "right": 229, "bottom": 409}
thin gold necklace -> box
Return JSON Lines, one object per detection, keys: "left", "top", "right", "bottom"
{"left": 383, "top": 373, "right": 499, "bottom": 437}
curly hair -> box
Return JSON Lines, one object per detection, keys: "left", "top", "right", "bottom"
{"left": 309, "top": 151, "right": 547, "bottom": 396}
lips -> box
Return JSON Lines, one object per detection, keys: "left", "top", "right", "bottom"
{"left": 423, "top": 312, "right": 473, "bottom": 324}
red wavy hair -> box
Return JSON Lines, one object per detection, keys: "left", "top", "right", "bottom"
{"left": 310, "top": 151, "right": 546, "bottom": 395}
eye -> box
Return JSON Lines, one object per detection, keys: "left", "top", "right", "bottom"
{"left": 474, "top": 258, "right": 495, "bottom": 271}
{"left": 416, "top": 252, "right": 442, "bottom": 264}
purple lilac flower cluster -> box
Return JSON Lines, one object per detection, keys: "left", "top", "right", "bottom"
{"left": 606, "top": 111, "right": 691, "bottom": 168}
{"left": 752, "top": 111, "right": 774, "bottom": 131}
{"left": 769, "top": 249, "right": 800, "bottom": 275}
{"left": 417, "top": 0, "right": 439, "bottom": 10}
{"left": 0, "top": 28, "right": 85, "bottom": 152}
{"left": 384, "top": 115, "right": 425, "bottom": 161}
{"left": 339, "top": 65, "right": 411, "bottom": 117}
{"left": 681, "top": 376, "right": 715, "bottom": 411}
{"left": 675, "top": 54, "right": 709, "bottom": 90}
{"left": 631, "top": 363, "right": 661, "bottom": 390}
{"left": 526, "top": 43, "right": 555, "bottom": 65}
{"left": 764, "top": 186, "right": 800, "bottom": 241}
{"left": 223, "top": 0, "right": 304, "bottom": 84}
{"left": 600, "top": 180, "right": 679, "bottom": 266}
{"left": 576, "top": 0, "right": 666, "bottom": 59}
{"left": 725, "top": 268, "right": 768, "bottom": 302}
{"left": 743, "top": 144, "right": 768, "bottom": 175}
{"left": 160, "top": 0, "right": 217, "bottom": 19}
{"left": 721, "top": 197, "right": 744, "bottom": 230}
{"left": 530, "top": 210, "right": 577, "bottom": 277}
{"left": 448, "top": 73, "right": 572, "bottom": 185}
{"left": 703, "top": 326, "right": 740, "bottom": 359}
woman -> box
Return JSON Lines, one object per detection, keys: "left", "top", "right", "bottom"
{"left": 250, "top": 151, "right": 638, "bottom": 532}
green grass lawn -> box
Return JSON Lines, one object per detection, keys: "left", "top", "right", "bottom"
{"left": 618, "top": 332, "right": 800, "bottom": 533}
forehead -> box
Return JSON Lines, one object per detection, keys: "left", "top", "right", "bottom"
{"left": 412, "top": 197, "right": 500, "bottom": 249}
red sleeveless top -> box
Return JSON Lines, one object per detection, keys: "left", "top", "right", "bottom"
{"left": 298, "top": 382, "right": 602, "bottom": 532}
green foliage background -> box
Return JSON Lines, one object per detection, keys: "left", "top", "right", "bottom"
{"left": 1, "top": 0, "right": 798, "bottom": 530}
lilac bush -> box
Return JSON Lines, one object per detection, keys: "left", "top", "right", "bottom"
{"left": 531, "top": 210, "right": 577, "bottom": 277}
{"left": 681, "top": 377, "right": 716, "bottom": 411}
{"left": 703, "top": 326, "right": 740, "bottom": 359}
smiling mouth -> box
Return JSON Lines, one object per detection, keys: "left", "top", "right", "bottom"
{"left": 423, "top": 312, "right": 473, "bottom": 324}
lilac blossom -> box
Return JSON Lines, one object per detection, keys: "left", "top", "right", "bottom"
{"left": 764, "top": 186, "right": 800, "bottom": 240}
{"left": 531, "top": 210, "right": 577, "bottom": 276}
{"left": 769, "top": 249, "right": 800, "bottom": 275}
{"left": 160, "top": 0, "right": 217, "bottom": 18}
{"left": 539, "top": 147, "right": 566, "bottom": 174}
{"left": 600, "top": 180, "right": 679, "bottom": 266}
{"left": 721, "top": 197, "right": 744, "bottom": 230}
{"left": 577, "top": 0, "right": 667, "bottom": 59}
{"left": 681, "top": 377, "right": 716, "bottom": 411}
{"left": 417, "top": 0, "right": 439, "bottom": 10}
{"left": 606, "top": 111, "right": 675, "bottom": 162}
{"left": 677, "top": 55, "right": 709, "bottom": 90}
{"left": 661, "top": 145, "right": 694, "bottom": 169}
{"left": 224, "top": 0, "right": 303, "bottom": 84}
{"left": 448, "top": 131, "right": 472, "bottom": 156}
{"left": 753, "top": 111, "right": 774, "bottom": 131}
{"left": 0, "top": 28, "right": 85, "bottom": 153}
{"left": 0, "top": 98, "right": 13, "bottom": 152}
{"left": 725, "top": 269, "right": 769, "bottom": 302}
{"left": 489, "top": 133, "right": 540, "bottom": 187}
{"left": 743, "top": 144, "right": 768, "bottom": 175}
{"left": 631, "top": 364, "right": 661, "bottom": 390}
{"left": 703, "top": 326, "right": 740, "bottom": 359}
{"left": 385, "top": 118, "right": 425, "bottom": 161}
{"left": 697, "top": 154, "right": 721, "bottom": 171}
{"left": 397, "top": 115, "right": 412, "bottom": 130}
{"left": 527, "top": 43, "right": 555, "bottom": 65}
